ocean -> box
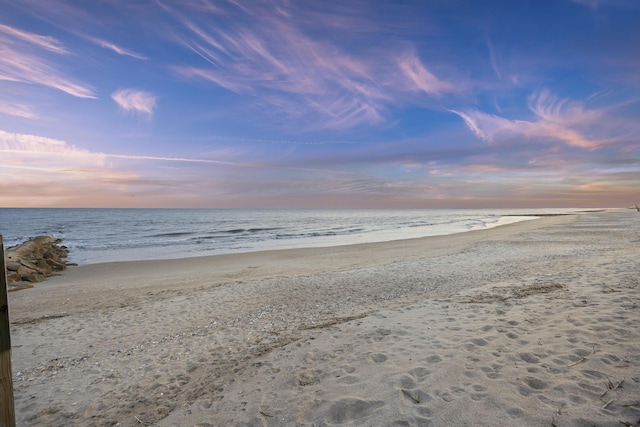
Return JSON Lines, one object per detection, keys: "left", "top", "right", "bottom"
{"left": 0, "top": 208, "right": 579, "bottom": 265}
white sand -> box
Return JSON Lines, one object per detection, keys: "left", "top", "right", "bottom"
{"left": 7, "top": 210, "right": 640, "bottom": 426}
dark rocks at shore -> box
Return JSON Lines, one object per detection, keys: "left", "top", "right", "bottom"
{"left": 4, "top": 236, "right": 70, "bottom": 291}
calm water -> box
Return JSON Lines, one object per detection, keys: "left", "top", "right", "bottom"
{"left": 0, "top": 208, "right": 579, "bottom": 265}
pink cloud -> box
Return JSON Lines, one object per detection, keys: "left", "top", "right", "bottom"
{"left": 452, "top": 90, "right": 618, "bottom": 150}
{"left": 0, "top": 130, "right": 107, "bottom": 168}
{"left": 449, "top": 110, "right": 495, "bottom": 142}
{"left": 528, "top": 89, "right": 602, "bottom": 127}
{"left": 169, "top": 2, "right": 456, "bottom": 129}
{"left": 0, "top": 129, "right": 254, "bottom": 207}
{"left": 0, "top": 23, "right": 95, "bottom": 98}
{"left": 0, "top": 23, "right": 67, "bottom": 54}
{"left": 86, "top": 36, "right": 148, "bottom": 60}
{"left": 397, "top": 50, "right": 454, "bottom": 96}
{"left": 111, "top": 89, "right": 157, "bottom": 115}
{"left": 0, "top": 99, "right": 37, "bottom": 119}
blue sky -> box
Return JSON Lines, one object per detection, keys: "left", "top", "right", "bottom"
{"left": 0, "top": 0, "right": 638, "bottom": 208}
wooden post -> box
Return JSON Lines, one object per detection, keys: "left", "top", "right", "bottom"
{"left": 0, "top": 235, "right": 16, "bottom": 427}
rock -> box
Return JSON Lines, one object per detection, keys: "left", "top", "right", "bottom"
{"left": 16, "top": 265, "right": 34, "bottom": 277}
{"left": 45, "top": 258, "right": 67, "bottom": 271}
{"left": 19, "top": 259, "right": 39, "bottom": 271}
{"left": 4, "top": 235, "right": 70, "bottom": 289}
{"left": 7, "top": 271, "right": 21, "bottom": 283}
{"left": 6, "top": 261, "right": 20, "bottom": 271}
{"left": 23, "top": 273, "right": 45, "bottom": 283}
{"left": 35, "top": 259, "right": 53, "bottom": 275}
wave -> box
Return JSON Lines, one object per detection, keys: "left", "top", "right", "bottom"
{"left": 207, "top": 227, "right": 285, "bottom": 235}
{"left": 1, "top": 208, "right": 578, "bottom": 265}
{"left": 149, "top": 231, "right": 197, "bottom": 238}
{"left": 275, "top": 227, "right": 367, "bottom": 240}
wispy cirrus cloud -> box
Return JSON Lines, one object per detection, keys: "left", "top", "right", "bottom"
{"left": 0, "top": 23, "right": 95, "bottom": 98}
{"left": 528, "top": 90, "right": 603, "bottom": 127}
{"left": 168, "top": 1, "right": 457, "bottom": 129}
{"left": 451, "top": 89, "right": 624, "bottom": 150}
{"left": 0, "top": 130, "right": 246, "bottom": 170}
{"left": 86, "top": 36, "right": 148, "bottom": 60}
{"left": 397, "top": 50, "right": 455, "bottom": 96}
{"left": 0, "top": 99, "right": 38, "bottom": 119}
{"left": 0, "top": 23, "right": 67, "bottom": 53}
{"left": 0, "top": 130, "right": 107, "bottom": 166}
{"left": 111, "top": 89, "right": 157, "bottom": 116}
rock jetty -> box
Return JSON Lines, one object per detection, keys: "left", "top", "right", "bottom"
{"left": 4, "top": 236, "right": 70, "bottom": 291}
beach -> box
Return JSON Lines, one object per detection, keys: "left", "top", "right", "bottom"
{"left": 7, "top": 210, "right": 640, "bottom": 426}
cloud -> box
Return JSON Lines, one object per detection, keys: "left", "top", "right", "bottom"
{"left": 111, "top": 89, "right": 157, "bottom": 115}
{"left": 169, "top": 1, "right": 455, "bottom": 129}
{"left": 527, "top": 89, "right": 603, "bottom": 127}
{"left": 0, "top": 126, "right": 635, "bottom": 208}
{"left": 0, "top": 130, "right": 107, "bottom": 167}
{"left": 0, "top": 23, "right": 67, "bottom": 53}
{"left": 0, "top": 129, "right": 253, "bottom": 207}
{"left": 451, "top": 90, "right": 619, "bottom": 150}
{"left": 0, "top": 23, "right": 95, "bottom": 98}
{"left": 0, "top": 129, "right": 251, "bottom": 169}
{"left": 0, "top": 99, "right": 37, "bottom": 119}
{"left": 0, "top": 129, "right": 431, "bottom": 207}
{"left": 449, "top": 110, "right": 495, "bottom": 142}
{"left": 486, "top": 39, "right": 502, "bottom": 80}
{"left": 3, "top": 3, "right": 147, "bottom": 59}
{"left": 87, "top": 36, "right": 148, "bottom": 60}
{"left": 397, "top": 50, "right": 454, "bottom": 96}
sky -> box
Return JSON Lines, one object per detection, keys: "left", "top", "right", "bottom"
{"left": 0, "top": 0, "right": 638, "bottom": 208}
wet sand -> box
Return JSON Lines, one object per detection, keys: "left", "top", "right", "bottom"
{"left": 8, "top": 210, "right": 640, "bottom": 426}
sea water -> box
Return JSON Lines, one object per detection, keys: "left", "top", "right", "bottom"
{"left": 0, "top": 208, "right": 578, "bottom": 265}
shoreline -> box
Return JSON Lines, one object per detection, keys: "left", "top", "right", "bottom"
{"left": 8, "top": 210, "right": 640, "bottom": 426}
{"left": 2, "top": 207, "right": 601, "bottom": 266}
{"left": 10, "top": 213, "right": 573, "bottom": 323}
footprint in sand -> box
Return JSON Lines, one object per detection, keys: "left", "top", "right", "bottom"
{"left": 297, "top": 370, "right": 321, "bottom": 386}
{"left": 581, "top": 369, "right": 608, "bottom": 379}
{"left": 463, "top": 369, "right": 478, "bottom": 379}
{"left": 507, "top": 407, "right": 525, "bottom": 418}
{"left": 568, "top": 394, "right": 587, "bottom": 404}
{"left": 525, "top": 376, "right": 549, "bottom": 389}
{"left": 470, "top": 338, "right": 489, "bottom": 346}
{"left": 468, "top": 385, "right": 488, "bottom": 401}
{"left": 336, "top": 375, "right": 359, "bottom": 385}
{"left": 480, "top": 363, "right": 503, "bottom": 379}
{"left": 436, "top": 390, "right": 455, "bottom": 402}
{"left": 425, "top": 355, "right": 442, "bottom": 364}
{"left": 600, "top": 354, "right": 622, "bottom": 365}
{"left": 519, "top": 352, "right": 541, "bottom": 363}
{"left": 407, "top": 367, "right": 430, "bottom": 379}
{"left": 371, "top": 353, "right": 388, "bottom": 363}
{"left": 319, "top": 397, "right": 386, "bottom": 425}
{"left": 577, "top": 382, "right": 601, "bottom": 395}
{"left": 395, "top": 374, "right": 417, "bottom": 389}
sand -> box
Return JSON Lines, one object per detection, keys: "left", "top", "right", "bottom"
{"left": 6, "top": 210, "right": 640, "bottom": 426}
